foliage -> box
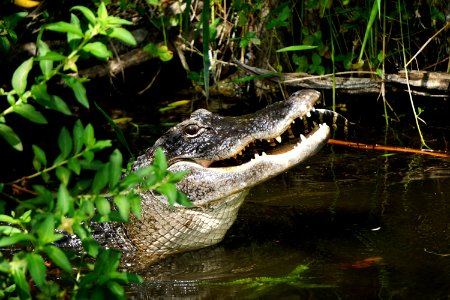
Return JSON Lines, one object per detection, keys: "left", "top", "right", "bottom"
{"left": 0, "top": 2, "right": 188, "bottom": 299}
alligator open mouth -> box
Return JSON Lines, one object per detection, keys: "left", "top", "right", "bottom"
{"left": 206, "top": 109, "right": 329, "bottom": 168}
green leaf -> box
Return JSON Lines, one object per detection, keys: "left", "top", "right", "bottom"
{"left": 143, "top": 43, "right": 173, "bottom": 62}
{"left": 276, "top": 45, "right": 317, "bottom": 52}
{"left": 97, "top": 2, "right": 108, "bottom": 19}
{"left": 56, "top": 166, "right": 71, "bottom": 185}
{"left": 12, "top": 263, "right": 31, "bottom": 300}
{"left": 107, "top": 281, "right": 125, "bottom": 298}
{"left": 43, "top": 245, "right": 72, "bottom": 273}
{"left": 11, "top": 57, "right": 33, "bottom": 95}
{"left": 114, "top": 195, "right": 130, "bottom": 221}
{"left": 26, "top": 253, "right": 46, "bottom": 288}
{"left": 73, "top": 120, "right": 84, "bottom": 153}
{"left": 84, "top": 124, "right": 95, "bottom": 147}
{"left": 0, "top": 233, "right": 33, "bottom": 247}
{"left": 108, "top": 150, "right": 123, "bottom": 189}
{"left": 58, "top": 127, "right": 73, "bottom": 159}
{"left": 67, "top": 13, "right": 82, "bottom": 50}
{"left": 82, "top": 42, "right": 112, "bottom": 60}
{"left": 34, "top": 51, "right": 67, "bottom": 62}
{"left": 0, "top": 123, "right": 22, "bottom": 151}
{"left": 71, "top": 6, "right": 97, "bottom": 24}
{"left": 36, "top": 40, "right": 53, "bottom": 78}
{"left": 57, "top": 184, "right": 72, "bottom": 216}
{"left": 153, "top": 147, "right": 167, "bottom": 179}
{"left": 13, "top": 104, "right": 48, "bottom": 124}
{"left": 128, "top": 193, "right": 141, "bottom": 219}
{"left": 31, "top": 84, "right": 72, "bottom": 115}
{"left": 156, "top": 183, "right": 177, "bottom": 206}
{"left": 106, "top": 27, "right": 136, "bottom": 46}
{"left": 45, "top": 21, "right": 83, "bottom": 37}
{"left": 68, "top": 158, "right": 81, "bottom": 175}
{"left": 105, "top": 16, "right": 133, "bottom": 26}
{"left": 176, "top": 192, "right": 192, "bottom": 207}
{"left": 32, "top": 144, "right": 47, "bottom": 166}
{"left": 36, "top": 214, "right": 55, "bottom": 244}
{"left": 63, "top": 76, "right": 89, "bottom": 108}
{"left": 95, "top": 197, "right": 111, "bottom": 216}
{"left": 92, "top": 165, "right": 109, "bottom": 194}
{"left": 0, "top": 225, "right": 22, "bottom": 235}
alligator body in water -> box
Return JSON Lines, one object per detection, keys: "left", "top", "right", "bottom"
{"left": 97, "top": 89, "right": 348, "bottom": 269}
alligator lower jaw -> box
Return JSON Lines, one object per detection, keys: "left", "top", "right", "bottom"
{"left": 183, "top": 123, "right": 330, "bottom": 171}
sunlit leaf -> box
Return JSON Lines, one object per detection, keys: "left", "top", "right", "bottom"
{"left": 71, "top": 5, "right": 96, "bottom": 25}
{"left": 97, "top": 2, "right": 108, "bottom": 19}
{"left": 128, "top": 193, "right": 141, "bottom": 219}
{"left": 156, "top": 183, "right": 177, "bottom": 206}
{"left": 13, "top": 103, "right": 48, "bottom": 124}
{"left": 45, "top": 21, "right": 83, "bottom": 37}
{"left": 153, "top": 147, "right": 167, "bottom": 179}
{"left": 36, "top": 214, "right": 55, "bottom": 244}
{"left": 277, "top": 45, "right": 317, "bottom": 52}
{"left": 108, "top": 150, "right": 123, "bottom": 189}
{"left": 26, "top": 253, "right": 46, "bottom": 288}
{"left": 82, "top": 42, "right": 112, "bottom": 60}
{"left": 0, "top": 123, "right": 23, "bottom": 151}
{"left": 0, "top": 233, "right": 33, "bottom": 247}
{"left": 84, "top": 124, "right": 95, "bottom": 147}
{"left": 106, "top": 27, "right": 136, "bottom": 46}
{"left": 114, "top": 195, "right": 130, "bottom": 221}
{"left": 34, "top": 51, "right": 67, "bottom": 62}
{"left": 36, "top": 40, "right": 53, "bottom": 78}
{"left": 95, "top": 197, "right": 111, "bottom": 216}
{"left": 11, "top": 57, "right": 33, "bottom": 95}
{"left": 56, "top": 166, "right": 71, "bottom": 185}
{"left": 57, "top": 184, "right": 72, "bottom": 215}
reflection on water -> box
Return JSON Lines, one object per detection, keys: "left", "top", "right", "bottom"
{"left": 128, "top": 149, "right": 450, "bottom": 299}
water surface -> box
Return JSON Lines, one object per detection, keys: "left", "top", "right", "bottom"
{"left": 128, "top": 147, "right": 450, "bottom": 299}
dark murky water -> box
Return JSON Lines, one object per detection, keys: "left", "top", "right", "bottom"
{"left": 127, "top": 146, "right": 450, "bottom": 299}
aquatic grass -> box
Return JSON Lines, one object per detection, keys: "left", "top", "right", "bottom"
{"left": 397, "top": 0, "right": 428, "bottom": 149}
{"left": 203, "top": 263, "right": 334, "bottom": 294}
{"left": 201, "top": 0, "right": 211, "bottom": 100}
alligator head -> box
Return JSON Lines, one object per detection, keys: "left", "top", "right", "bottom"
{"left": 122, "top": 89, "right": 348, "bottom": 267}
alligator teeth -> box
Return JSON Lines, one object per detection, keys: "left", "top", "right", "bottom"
{"left": 275, "top": 136, "right": 282, "bottom": 143}
{"left": 300, "top": 134, "right": 307, "bottom": 141}
{"left": 254, "top": 153, "right": 260, "bottom": 158}
{"left": 292, "top": 120, "right": 296, "bottom": 124}
{"left": 262, "top": 151, "right": 267, "bottom": 156}
{"left": 312, "top": 107, "right": 316, "bottom": 111}
{"left": 306, "top": 111, "right": 311, "bottom": 118}
{"left": 288, "top": 127, "right": 295, "bottom": 139}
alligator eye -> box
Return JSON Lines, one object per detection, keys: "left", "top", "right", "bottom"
{"left": 183, "top": 124, "right": 201, "bottom": 136}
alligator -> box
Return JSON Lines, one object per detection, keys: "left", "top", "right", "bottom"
{"left": 95, "top": 89, "right": 348, "bottom": 269}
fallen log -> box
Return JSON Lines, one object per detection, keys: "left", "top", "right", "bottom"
{"left": 234, "top": 60, "right": 450, "bottom": 98}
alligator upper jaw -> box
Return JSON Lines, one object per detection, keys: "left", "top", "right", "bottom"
{"left": 187, "top": 107, "right": 329, "bottom": 170}
{"left": 182, "top": 122, "right": 330, "bottom": 171}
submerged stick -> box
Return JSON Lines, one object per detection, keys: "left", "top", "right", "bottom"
{"left": 328, "top": 139, "right": 450, "bottom": 158}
